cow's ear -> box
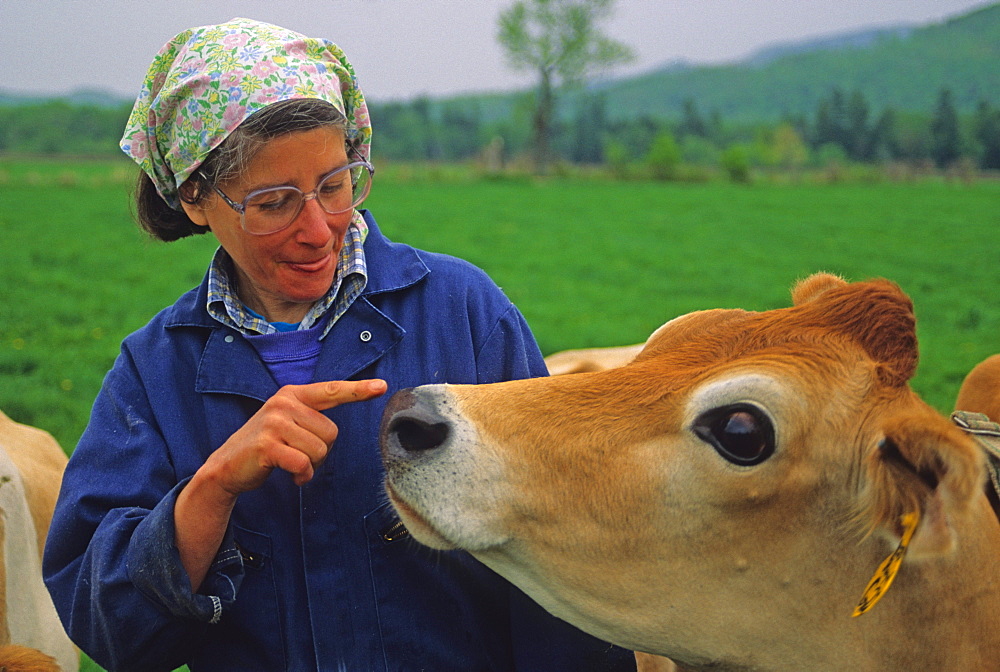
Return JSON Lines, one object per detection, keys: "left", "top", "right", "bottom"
{"left": 791, "top": 272, "right": 847, "bottom": 305}
{"left": 863, "top": 409, "right": 984, "bottom": 558}
{"left": 803, "top": 278, "right": 918, "bottom": 387}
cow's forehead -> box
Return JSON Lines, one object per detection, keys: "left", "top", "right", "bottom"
{"left": 640, "top": 306, "right": 849, "bottom": 372}
{"left": 642, "top": 280, "right": 915, "bottom": 381}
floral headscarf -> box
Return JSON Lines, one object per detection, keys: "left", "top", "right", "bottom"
{"left": 121, "top": 17, "right": 372, "bottom": 210}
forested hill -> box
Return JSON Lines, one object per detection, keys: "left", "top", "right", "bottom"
{"left": 2, "top": 3, "right": 999, "bottom": 164}
{"left": 589, "top": 2, "right": 1000, "bottom": 122}
{"left": 2, "top": 3, "right": 998, "bottom": 124}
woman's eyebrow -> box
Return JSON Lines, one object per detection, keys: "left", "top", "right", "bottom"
{"left": 247, "top": 161, "right": 351, "bottom": 193}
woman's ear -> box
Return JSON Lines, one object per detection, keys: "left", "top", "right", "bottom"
{"left": 178, "top": 181, "right": 211, "bottom": 229}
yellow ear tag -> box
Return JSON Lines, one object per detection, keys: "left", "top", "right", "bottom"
{"left": 852, "top": 510, "right": 920, "bottom": 617}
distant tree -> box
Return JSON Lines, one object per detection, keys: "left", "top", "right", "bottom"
{"left": 973, "top": 100, "right": 1000, "bottom": 170}
{"left": 707, "top": 109, "right": 726, "bottom": 143}
{"left": 814, "top": 142, "right": 848, "bottom": 169}
{"left": 603, "top": 138, "right": 631, "bottom": 178}
{"left": 410, "top": 97, "right": 442, "bottom": 161}
{"left": 490, "top": 92, "right": 538, "bottom": 158}
{"left": 870, "top": 108, "right": 900, "bottom": 161}
{"left": 607, "top": 114, "right": 664, "bottom": 159}
{"left": 0, "top": 101, "right": 128, "bottom": 156}
{"left": 498, "top": 0, "right": 634, "bottom": 173}
{"left": 570, "top": 93, "right": 607, "bottom": 163}
{"left": 846, "top": 90, "right": 873, "bottom": 161}
{"left": 440, "top": 102, "right": 483, "bottom": 160}
{"left": 892, "top": 111, "right": 933, "bottom": 163}
{"left": 812, "top": 88, "right": 877, "bottom": 161}
{"left": 720, "top": 144, "right": 751, "bottom": 183}
{"left": 677, "top": 98, "right": 707, "bottom": 138}
{"left": 369, "top": 102, "right": 428, "bottom": 160}
{"left": 679, "top": 135, "right": 720, "bottom": 166}
{"left": 930, "top": 88, "right": 961, "bottom": 168}
{"left": 813, "top": 88, "right": 848, "bottom": 150}
{"left": 768, "top": 123, "right": 809, "bottom": 170}
{"left": 783, "top": 113, "right": 810, "bottom": 148}
{"left": 645, "top": 131, "right": 681, "bottom": 180}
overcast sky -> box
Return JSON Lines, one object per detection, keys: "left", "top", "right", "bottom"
{"left": 0, "top": 0, "right": 994, "bottom": 102}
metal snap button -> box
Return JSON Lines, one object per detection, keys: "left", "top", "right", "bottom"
{"left": 360, "top": 330, "right": 372, "bottom": 342}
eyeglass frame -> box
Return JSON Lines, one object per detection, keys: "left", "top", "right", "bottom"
{"left": 200, "top": 154, "right": 375, "bottom": 236}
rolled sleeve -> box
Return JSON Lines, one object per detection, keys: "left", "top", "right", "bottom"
{"left": 128, "top": 477, "right": 243, "bottom": 624}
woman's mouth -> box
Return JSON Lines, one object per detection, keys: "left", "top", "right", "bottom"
{"left": 287, "top": 253, "right": 333, "bottom": 274}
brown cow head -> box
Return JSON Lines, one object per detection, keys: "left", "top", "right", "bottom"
{"left": 380, "top": 274, "right": 987, "bottom": 665}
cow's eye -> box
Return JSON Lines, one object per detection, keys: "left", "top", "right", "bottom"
{"left": 693, "top": 404, "right": 775, "bottom": 466}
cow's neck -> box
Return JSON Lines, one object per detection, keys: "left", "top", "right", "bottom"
{"left": 799, "top": 496, "right": 1000, "bottom": 671}
{"left": 869, "top": 495, "right": 1000, "bottom": 670}
{"left": 670, "top": 495, "right": 1000, "bottom": 672}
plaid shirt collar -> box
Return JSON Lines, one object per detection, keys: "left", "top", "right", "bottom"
{"left": 207, "top": 212, "right": 368, "bottom": 339}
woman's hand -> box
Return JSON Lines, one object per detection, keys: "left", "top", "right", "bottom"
{"left": 175, "top": 378, "right": 387, "bottom": 591}
{"left": 205, "top": 379, "right": 388, "bottom": 495}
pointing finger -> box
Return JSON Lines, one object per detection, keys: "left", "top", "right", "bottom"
{"left": 291, "top": 379, "right": 387, "bottom": 412}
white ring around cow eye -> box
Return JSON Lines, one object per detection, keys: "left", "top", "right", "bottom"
{"left": 360, "top": 330, "right": 372, "bottom": 342}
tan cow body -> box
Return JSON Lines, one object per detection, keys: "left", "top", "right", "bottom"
{"left": 956, "top": 354, "right": 1000, "bottom": 422}
{"left": 0, "top": 410, "right": 76, "bottom": 671}
{"left": 381, "top": 274, "right": 1000, "bottom": 672}
{"left": 544, "top": 343, "right": 644, "bottom": 376}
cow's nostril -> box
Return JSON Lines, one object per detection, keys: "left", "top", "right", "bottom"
{"left": 391, "top": 418, "right": 450, "bottom": 453}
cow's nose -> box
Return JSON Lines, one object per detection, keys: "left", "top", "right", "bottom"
{"left": 380, "top": 387, "right": 452, "bottom": 456}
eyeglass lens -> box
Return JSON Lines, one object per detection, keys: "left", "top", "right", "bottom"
{"left": 242, "top": 163, "right": 372, "bottom": 234}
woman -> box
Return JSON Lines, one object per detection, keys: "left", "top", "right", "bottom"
{"left": 42, "top": 17, "right": 634, "bottom": 672}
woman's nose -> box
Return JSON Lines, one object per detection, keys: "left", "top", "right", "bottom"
{"left": 293, "top": 198, "right": 335, "bottom": 245}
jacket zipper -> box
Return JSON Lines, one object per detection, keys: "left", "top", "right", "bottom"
{"left": 381, "top": 519, "right": 409, "bottom": 542}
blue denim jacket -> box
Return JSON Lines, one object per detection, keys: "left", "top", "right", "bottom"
{"left": 43, "top": 213, "right": 635, "bottom": 672}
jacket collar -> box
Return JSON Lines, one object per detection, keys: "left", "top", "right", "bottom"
{"left": 163, "top": 211, "right": 421, "bottom": 401}
{"left": 163, "top": 211, "right": 428, "bottom": 331}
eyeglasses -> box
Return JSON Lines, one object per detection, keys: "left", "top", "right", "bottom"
{"left": 205, "top": 159, "right": 374, "bottom": 236}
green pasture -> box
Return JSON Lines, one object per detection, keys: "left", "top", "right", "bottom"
{"left": 1, "top": 158, "right": 997, "bottom": 455}
{"left": 0, "top": 157, "right": 998, "bottom": 672}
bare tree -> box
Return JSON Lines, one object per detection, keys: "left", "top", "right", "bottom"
{"left": 498, "top": 0, "right": 633, "bottom": 173}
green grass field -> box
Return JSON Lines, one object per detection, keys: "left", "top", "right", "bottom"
{"left": 1, "top": 158, "right": 998, "bottom": 672}
{"left": 1, "top": 158, "right": 998, "bottom": 454}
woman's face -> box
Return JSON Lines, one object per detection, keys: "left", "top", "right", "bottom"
{"left": 182, "top": 127, "right": 353, "bottom": 324}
